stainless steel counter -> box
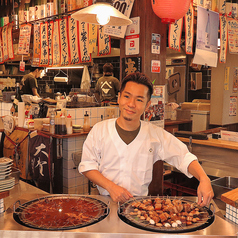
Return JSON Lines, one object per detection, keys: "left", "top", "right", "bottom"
{"left": 0, "top": 181, "right": 238, "bottom": 237}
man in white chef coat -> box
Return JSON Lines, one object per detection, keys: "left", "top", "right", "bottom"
{"left": 79, "top": 72, "right": 214, "bottom": 206}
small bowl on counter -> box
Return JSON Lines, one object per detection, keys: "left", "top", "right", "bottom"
{"left": 72, "top": 125, "right": 83, "bottom": 133}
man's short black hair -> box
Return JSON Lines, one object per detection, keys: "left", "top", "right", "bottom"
{"left": 120, "top": 72, "right": 153, "bottom": 101}
{"left": 32, "top": 67, "right": 44, "bottom": 71}
{"left": 103, "top": 63, "right": 113, "bottom": 75}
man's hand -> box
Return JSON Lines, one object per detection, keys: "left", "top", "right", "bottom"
{"left": 107, "top": 182, "right": 133, "bottom": 203}
{"left": 188, "top": 160, "right": 214, "bottom": 207}
{"left": 83, "top": 170, "right": 133, "bottom": 203}
{"left": 197, "top": 177, "right": 214, "bottom": 207}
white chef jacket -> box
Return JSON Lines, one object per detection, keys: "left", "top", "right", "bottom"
{"left": 79, "top": 118, "right": 197, "bottom": 196}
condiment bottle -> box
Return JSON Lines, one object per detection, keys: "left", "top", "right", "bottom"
{"left": 83, "top": 111, "right": 90, "bottom": 132}
{"left": 66, "top": 114, "right": 72, "bottom": 134}
{"left": 49, "top": 110, "right": 55, "bottom": 134}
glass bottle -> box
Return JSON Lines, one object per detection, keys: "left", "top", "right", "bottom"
{"left": 18, "top": 0, "right": 25, "bottom": 25}
{"left": 24, "top": 0, "right": 30, "bottom": 22}
{"left": 12, "top": 0, "right": 19, "bottom": 29}
{"left": 29, "top": 0, "right": 35, "bottom": 21}
{"left": 35, "top": 0, "right": 41, "bottom": 20}
{"left": 13, "top": 82, "right": 22, "bottom": 114}
{"left": 47, "top": 0, "right": 54, "bottom": 17}
{"left": 41, "top": 0, "right": 47, "bottom": 18}
{"left": 2, "top": 0, "right": 10, "bottom": 26}
{"left": 53, "top": 0, "right": 58, "bottom": 15}
{"left": 0, "top": 0, "right": 4, "bottom": 27}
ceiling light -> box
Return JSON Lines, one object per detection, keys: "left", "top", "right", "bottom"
{"left": 71, "top": 0, "right": 132, "bottom": 26}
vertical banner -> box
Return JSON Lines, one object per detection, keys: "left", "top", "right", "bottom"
{"left": 168, "top": 18, "right": 183, "bottom": 51}
{"left": 224, "top": 66, "right": 229, "bottom": 91}
{"left": 18, "top": 23, "right": 32, "bottom": 55}
{"left": 229, "top": 96, "right": 237, "bottom": 116}
{"left": 227, "top": 18, "right": 238, "bottom": 54}
{"left": 78, "top": 21, "right": 91, "bottom": 62}
{"left": 59, "top": 18, "right": 70, "bottom": 66}
{"left": 48, "top": 21, "right": 54, "bottom": 66}
{"left": 233, "top": 67, "right": 238, "bottom": 93}
{"left": 40, "top": 22, "right": 49, "bottom": 66}
{"left": 185, "top": 2, "right": 194, "bottom": 54}
{"left": 0, "top": 29, "right": 3, "bottom": 64}
{"left": 104, "top": 0, "right": 135, "bottom": 38}
{"left": 68, "top": 16, "right": 80, "bottom": 64}
{"left": 88, "top": 23, "right": 97, "bottom": 53}
{"left": 219, "top": 0, "right": 226, "bottom": 14}
{"left": 219, "top": 14, "right": 228, "bottom": 63}
{"left": 32, "top": 24, "right": 41, "bottom": 66}
{"left": 7, "top": 24, "right": 14, "bottom": 59}
{"left": 98, "top": 26, "right": 111, "bottom": 56}
{"left": 2, "top": 25, "right": 8, "bottom": 61}
{"left": 52, "top": 20, "right": 61, "bottom": 66}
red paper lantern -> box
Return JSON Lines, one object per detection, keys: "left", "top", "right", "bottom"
{"left": 151, "top": 0, "right": 191, "bottom": 24}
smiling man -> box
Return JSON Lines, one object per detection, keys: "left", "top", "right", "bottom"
{"left": 79, "top": 72, "right": 214, "bottom": 206}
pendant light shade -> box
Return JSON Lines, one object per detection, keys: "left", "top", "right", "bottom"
{"left": 151, "top": 0, "right": 190, "bottom": 24}
{"left": 71, "top": 1, "right": 132, "bottom": 26}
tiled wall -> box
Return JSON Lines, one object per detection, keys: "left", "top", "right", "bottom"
{"left": 0, "top": 102, "right": 12, "bottom": 117}
{"left": 226, "top": 204, "right": 238, "bottom": 225}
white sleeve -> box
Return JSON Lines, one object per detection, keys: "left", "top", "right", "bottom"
{"left": 78, "top": 127, "right": 101, "bottom": 174}
{"left": 159, "top": 129, "right": 198, "bottom": 178}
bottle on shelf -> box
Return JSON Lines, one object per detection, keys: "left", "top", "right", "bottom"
{"left": 0, "top": 0, "right": 4, "bottom": 27}
{"left": 47, "top": 0, "right": 54, "bottom": 17}
{"left": 13, "top": 82, "right": 22, "bottom": 115}
{"left": 3, "top": 0, "right": 11, "bottom": 26}
{"left": 35, "top": 0, "right": 42, "bottom": 20}
{"left": 24, "top": 0, "right": 30, "bottom": 22}
{"left": 58, "top": 0, "right": 65, "bottom": 15}
{"left": 49, "top": 110, "right": 55, "bottom": 134}
{"left": 12, "top": 0, "right": 19, "bottom": 29}
{"left": 53, "top": 0, "right": 58, "bottom": 15}
{"left": 29, "top": 0, "right": 35, "bottom": 21}
{"left": 19, "top": 0, "right": 25, "bottom": 25}
{"left": 41, "top": 0, "right": 47, "bottom": 18}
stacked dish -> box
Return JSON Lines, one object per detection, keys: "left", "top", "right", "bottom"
{"left": 0, "top": 158, "right": 15, "bottom": 192}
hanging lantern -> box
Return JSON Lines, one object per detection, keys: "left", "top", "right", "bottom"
{"left": 151, "top": 0, "right": 191, "bottom": 24}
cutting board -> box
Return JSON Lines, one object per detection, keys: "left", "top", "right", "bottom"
{"left": 221, "top": 188, "right": 238, "bottom": 208}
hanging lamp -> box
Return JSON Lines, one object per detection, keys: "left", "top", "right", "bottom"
{"left": 71, "top": 0, "right": 132, "bottom": 26}
{"left": 151, "top": 0, "right": 191, "bottom": 24}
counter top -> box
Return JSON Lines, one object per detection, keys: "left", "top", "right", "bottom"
{"left": 1, "top": 181, "right": 238, "bottom": 237}
{"left": 178, "top": 137, "right": 238, "bottom": 151}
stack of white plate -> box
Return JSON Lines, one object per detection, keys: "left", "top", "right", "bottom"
{"left": 0, "top": 158, "right": 15, "bottom": 192}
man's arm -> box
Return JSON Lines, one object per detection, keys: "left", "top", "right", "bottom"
{"left": 83, "top": 170, "right": 133, "bottom": 202}
{"left": 188, "top": 160, "right": 214, "bottom": 206}
{"left": 32, "top": 88, "right": 40, "bottom": 97}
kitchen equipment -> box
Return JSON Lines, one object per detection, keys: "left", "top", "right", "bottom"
{"left": 211, "top": 176, "right": 238, "bottom": 199}
{"left": 191, "top": 110, "right": 210, "bottom": 132}
{"left": 118, "top": 196, "right": 215, "bottom": 233}
{"left": 13, "top": 195, "right": 109, "bottom": 230}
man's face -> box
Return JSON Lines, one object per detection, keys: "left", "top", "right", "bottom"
{"left": 117, "top": 81, "right": 151, "bottom": 123}
{"left": 36, "top": 69, "right": 43, "bottom": 78}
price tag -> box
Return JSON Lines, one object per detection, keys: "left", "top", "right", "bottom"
{"left": 19, "top": 60, "right": 25, "bottom": 72}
